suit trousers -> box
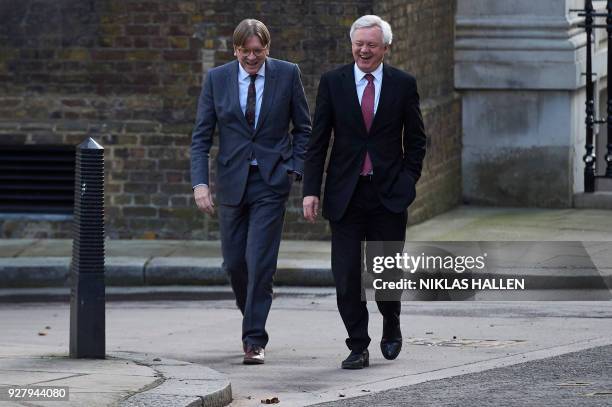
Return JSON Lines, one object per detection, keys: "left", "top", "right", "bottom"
{"left": 329, "top": 177, "right": 407, "bottom": 353}
{"left": 218, "top": 166, "right": 288, "bottom": 348}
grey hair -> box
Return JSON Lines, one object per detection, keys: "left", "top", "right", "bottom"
{"left": 349, "top": 15, "right": 393, "bottom": 45}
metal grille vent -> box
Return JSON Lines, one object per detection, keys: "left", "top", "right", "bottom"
{"left": 0, "top": 145, "right": 76, "bottom": 214}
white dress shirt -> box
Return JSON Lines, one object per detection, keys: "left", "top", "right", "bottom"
{"left": 354, "top": 62, "right": 383, "bottom": 113}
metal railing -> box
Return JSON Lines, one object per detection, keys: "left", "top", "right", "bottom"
{"left": 572, "top": 0, "right": 612, "bottom": 192}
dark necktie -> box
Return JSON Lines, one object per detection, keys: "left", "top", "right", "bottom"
{"left": 360, "top": 73, "right": 374, "bottom": 175}
{"left": 245, "top": 74, "right": 257, "bottom": 128}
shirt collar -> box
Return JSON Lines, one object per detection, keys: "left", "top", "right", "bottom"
{"left": 239, "top": 61, "right": 266, "bottom": 81}
{"left": 354, "top": 62, "right": 383, "bottom": 84}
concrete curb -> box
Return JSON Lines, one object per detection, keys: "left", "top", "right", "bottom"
{"left": 0, "top": 256, "right": 336, "bottom": 287}
{"left": 113, "top": 352, "right": 232, "bottom": 407}
{"left": 0, "top": 286, "right": 336, "bottom": 302}
{"left": 0, "top": 256, "right": 610, "bottom": 290}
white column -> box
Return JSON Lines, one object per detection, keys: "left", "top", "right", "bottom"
{"left": 455, "top": 0, "right": 607, "bottom": 206}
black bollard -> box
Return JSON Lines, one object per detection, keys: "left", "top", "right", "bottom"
{"left": 69, "top": 137, "right": 105, "bottom": 359}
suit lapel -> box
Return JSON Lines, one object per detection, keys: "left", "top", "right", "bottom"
{"left": 341, "top": 64, "right": 368, "bottom": 137}
{"left": 227, "top": 60, "right": 252, "bottom": 131}
{"left": 369, "top": 63, "right": 395, "bottom": 135}
{"left": 254, "top": 59, "right": 277, "bottom": 135}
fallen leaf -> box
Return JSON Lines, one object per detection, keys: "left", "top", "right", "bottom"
{"left": 142, "top": 231, "right": 157, "bottom": 240}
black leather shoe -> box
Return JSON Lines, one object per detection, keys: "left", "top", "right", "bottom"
{"left": 380, "top": 337, "right": 402, "bottom": 360}
{"left": 381, "top": 319, "right": 402, "bottom": 360}
{"left": 341, "top": 349, "right": 369, "bottom": 369}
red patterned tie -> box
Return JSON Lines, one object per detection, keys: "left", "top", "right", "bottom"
{"left": 360, "top": 73, "right": 374, "bottom": 175}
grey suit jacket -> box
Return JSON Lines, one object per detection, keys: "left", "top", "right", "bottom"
{"left": 190, "top": 58, "right": 312, "bottom": 205}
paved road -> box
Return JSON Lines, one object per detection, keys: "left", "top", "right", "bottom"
{"left": 1, "top": 291, "right": 611, "bottom": 406}
{"left": 315, "top": 344, "right": 612, "bottom": 407}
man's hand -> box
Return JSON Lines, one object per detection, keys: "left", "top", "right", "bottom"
{"left": 194, "top": 185, "right": 215, "bottom": 215}
{"left": 303, "top": 195, "right": 319, "bottom": 223}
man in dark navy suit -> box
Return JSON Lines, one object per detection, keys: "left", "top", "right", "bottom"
{"left": 303, "top": 15, "right": 426, "bottom": 369}
{"left": 191, "top": 19, "right": 311, "bottom": 364}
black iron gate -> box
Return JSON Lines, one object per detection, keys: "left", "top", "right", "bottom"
{"left": 573, "top": 0, "right": 612, "bottom": 192}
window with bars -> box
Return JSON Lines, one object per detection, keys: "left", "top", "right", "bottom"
{"left": 0, "top": 145, "right": 76, "bottom": 215}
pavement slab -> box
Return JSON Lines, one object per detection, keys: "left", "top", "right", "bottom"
{"left": 114, "top": 353, "right": 231, "bottom": 407}
{"left": 0, "top": 353, "right": 231, "bottom": 407}
{"left": 1, "top": 293, "right": 611, "bottom": 406}
{"left": 406, "top": 207, "right": 612, "bottom": 241}
{"left": 0, "top": 355, "right": 156, "bottom": 407}
{"left": 0, "top": 239, "right": 35, "bottom": 257}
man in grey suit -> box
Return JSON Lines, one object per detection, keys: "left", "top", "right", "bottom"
{"left": 190, "top": 19, "right": 311, "bottom": 365}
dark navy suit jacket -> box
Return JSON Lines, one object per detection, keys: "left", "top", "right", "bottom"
{"left": 191, "top": 58, "right": 312, "bottom": 205}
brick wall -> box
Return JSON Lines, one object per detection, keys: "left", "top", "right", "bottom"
{"left": 375, "top": 0, "right": 462, "bottom": 223}
{"left": 0, "top": 0, "right": 460, "bottom": 239}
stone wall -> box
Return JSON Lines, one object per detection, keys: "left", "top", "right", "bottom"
{"left": 455, "top": 0, "right": 591, "bottom": 207}
{"left": 0, "top": 0, "right": 460, "bottom": 239}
